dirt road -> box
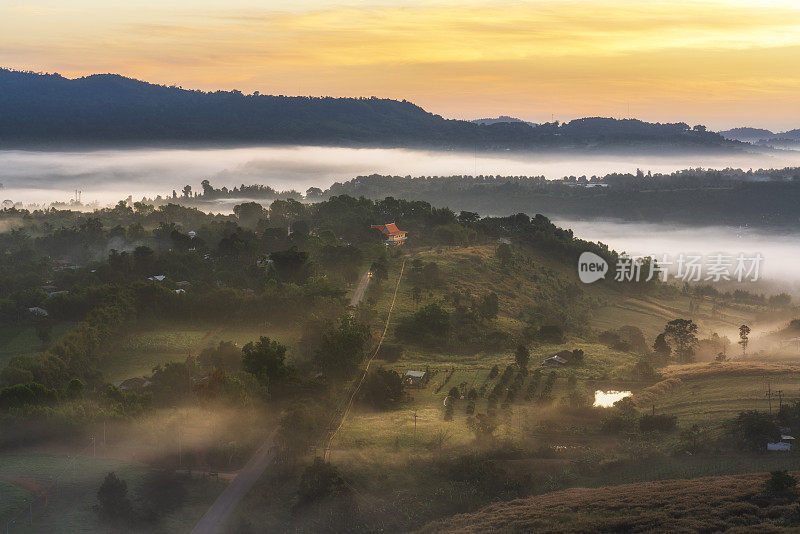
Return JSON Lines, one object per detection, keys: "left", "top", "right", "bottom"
{"left": 349, "top": 270, "right": 371, "bottom": 307}
{"left": 190, "top": 269, "right": 373, "bottom": 533}
{"left": 189, "top": 428, "right": 278, "bottom": 534}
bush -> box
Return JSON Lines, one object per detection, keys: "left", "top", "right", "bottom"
{"left": 488, "top": 365, "right": 499, "bottom": 379}
{"left": 729, "top": 411, "right": 781, "bottom": 452}
{"left": 396, "top": 302, "right": 451, "bottom": 346}
{"left": 359, "top": 368, "right": 404, "bottom": 410}
{"left": 766, "top": 470, "right": 798, "bottom": 497}
{"left": 293, "top": 458, "right": 356, "bottom": 529}
{"left": 96, "top": 472, "right": 134, "bottom": 525}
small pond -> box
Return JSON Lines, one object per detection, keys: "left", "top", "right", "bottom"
{"left": 593, "top": 390, "right": 632, "bottom": 408}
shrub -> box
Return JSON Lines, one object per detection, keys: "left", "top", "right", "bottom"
{"left": 729, "top": 411, "right": 781, "bottom": 452}
{"left": 359, "top": 368, "right": 404, "bottom": 410}
{"left": 766, "top": 470, "right": 798, "bottom": 497}
{"left": 96, "top": 472, "right": 134, "bottom": 525}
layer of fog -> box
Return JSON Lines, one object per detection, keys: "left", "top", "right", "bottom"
{"left": 3, "top": 145, "right": 800, "bottom": 206}
{"left": 557, "top": 219, "right": 800, "bottom": 285}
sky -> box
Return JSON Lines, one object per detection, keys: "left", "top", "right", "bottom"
{"left": 2, "top": 0, "right": 800, "bottom": 131}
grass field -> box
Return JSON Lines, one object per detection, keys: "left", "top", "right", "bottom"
{"left": 0, "top": 322, "right": 74, "bottom": 368}
{"left": 102, "top": 322, "right": 300, "bottom": 382}
{"left": 0, "top": 452, "right": 226, "bottom": 533}
{"left": 643, "top": 370, "right": 800, "bottom": 425}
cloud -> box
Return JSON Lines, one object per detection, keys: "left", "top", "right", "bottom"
{"left": 3, "top": 0, "right": 800, "bottom": 128}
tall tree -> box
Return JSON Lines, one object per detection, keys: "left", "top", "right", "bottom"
{"left": 653, "top": 333, "right": 672, "bottom": 360}
{"left": 242, "top": 336, "right": 291, "bottom": 383}
{"left": 738, "top": 324, "right": 751, "bottom": 356}
{"left": 663, "top": 319, "right": 698, "bottom": 362}
{"left": 514, "top": 345, "right": 530, "bottom": 369}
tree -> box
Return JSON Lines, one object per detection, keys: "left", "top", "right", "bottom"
{"left": 467, "top": 412, "right": 498, "bottom": 441}
{"left": 488, "top": 365, "right": 499, "bottom": 379}
{"left": 739, "top": 324, "right": 751, "bottom": 357}
{"left": 233, "top": 202, "right": 266, "bottom": 228}
{"left": 730, "top": 410, "right": 780, "bottom": 452}
{"left": 305, "top": 187, "right": 324, "bottom": 200}
{"left": 270, "top": 246, "right": 311, "bottom": 283}
{"left": 765, "top": 470, "right": 797, "bottom": 497}
{"left": 653, "top": 333, "right": 671, "bottom": 360}
{"left": 514, "top": 345, "right": 530, "bottom": 369}
{"left": 396, "top": 302, "right": 451, "bottom": 345}
{"left": 269, "top": 198, "right": 306, "bottom": 227}
{"left": 96, "top": 472, "right": 133, "bottom": 525}
{"left": 293, "top": 458, "right": 355, "bottom": 528}
{"left": 496, "top": 243, "right": 513, "bottom": 270}
{"left": 242, "top": 337, "right": 291, "bottom": 383}
{"left": 198, "top": 341, "right": 242, "bottom": 372}
{"left": 768, "top": 293, "right": 792, "bottom": 309}
{"left": 663, "top": 319, "right": 698, "bottom": 362}
{"left": 315, "top": 316, "right": 370, "bottom": 378}
{"left": 35, "top": 322, "right": 52, "bottom": 346}
{"left": 476, "top": 292, "right": 499, "bottom": 320}
{"left": 370, "top": 258, "right": 388, "bottom": 283}
{"left": 359, "top": 368, "right": 404, "bottom": 410}
{"left": 65, "top": 377, "right": 84, "bottom": 399}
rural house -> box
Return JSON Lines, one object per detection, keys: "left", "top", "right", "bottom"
{"left": 371, "top": 223, "right": 407, "bottom": 245}
{"left": 403, "top": 370, "right": 426, "bottom": 387}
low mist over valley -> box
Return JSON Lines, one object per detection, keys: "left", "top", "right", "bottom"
{"left": 6, "top": 1, "right": 800, "bottom": 531}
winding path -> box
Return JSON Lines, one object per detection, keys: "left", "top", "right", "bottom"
{"left": 189, "top": 268, "right": 375, "bottom": 534}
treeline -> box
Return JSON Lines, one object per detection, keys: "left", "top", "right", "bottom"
{"left": 323, "top": 169, "right": 800, "bottom": 227}
{"left": 0, "top": 69, "right": 741, "bottom": 151}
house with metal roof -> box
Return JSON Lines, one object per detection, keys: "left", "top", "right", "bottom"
{"left": 371, "top": 223, "right": 407, "bottom": 245}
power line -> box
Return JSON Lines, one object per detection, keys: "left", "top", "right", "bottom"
{"left": 324, "top": 259, "right": 406, "bottom": 460}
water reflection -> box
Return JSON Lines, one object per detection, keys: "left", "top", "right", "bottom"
{"left": 593, "top": 390, "right": 632, "bottom": 408}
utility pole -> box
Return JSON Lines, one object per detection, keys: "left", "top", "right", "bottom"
{"left": 91, "top": 436, "right": 96, "bottom": 458}
{"left": 777, "top": 390, "right": 784, "bottom": 410}
{"left": 413, "top": 411, "right": 417, "bottom": 447}
{"left": 766, "top": 380, "right": 773, "bottom": 414}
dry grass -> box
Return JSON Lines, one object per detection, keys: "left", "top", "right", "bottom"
{"left": 417, "top": 473, "right": 800, "bottom": 533}
{"left": 633, "top": 377, "right": 683, "bottom": 407}
{"left": 662, "top": 361, "right": 800, "bottom": 380}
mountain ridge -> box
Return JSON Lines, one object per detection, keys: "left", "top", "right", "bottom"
{"left": 0, "top": 68, "right": 747, "bottom": 152}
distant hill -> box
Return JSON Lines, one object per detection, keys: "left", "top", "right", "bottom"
{"left": 719, "top": 126, "right": 800, "bottom": 148}
{"left": 718, "top": 127, "right": 775, "bottom": 143}
{"left": 471, "top": 115, "right": 535, "bottom": 126}
{"left": 0, "top": 69, "right": 745, "bottom": 151}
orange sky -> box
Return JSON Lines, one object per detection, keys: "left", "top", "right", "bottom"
{"left": 2, "top": 0, "right": 800, "bottom": 130}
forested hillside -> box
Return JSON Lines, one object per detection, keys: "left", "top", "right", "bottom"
{"left": 324, "top": 168, "right": 800, "bottom": 226}
{"left": 0, "top": 69, "right": 743, "bottom": 151}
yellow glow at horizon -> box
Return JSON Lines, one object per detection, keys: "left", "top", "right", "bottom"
{"left": 2, "top": 0, "right": 800, "bottom": 129}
